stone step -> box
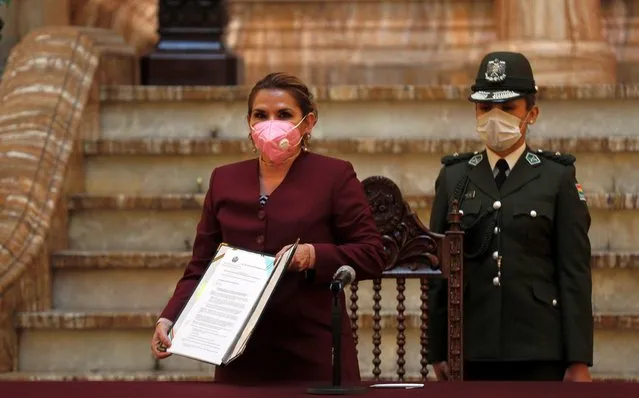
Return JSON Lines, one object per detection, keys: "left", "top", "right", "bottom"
{"left": 68, "top": 192, "right": 639, "bottom": 212}
{"left": 14, "top": 311, "right": 639, "bottom": 376}
{"left": 48, "top": 249, "right": 639, "bottom": 314}
{"left": 81, "top": 138, "right": 639, "bottom": 195}
{"left": 0, "top": 370, "right": 634, "bottom": 382}
{"left": 65, "top": 204, "right": 639, "bottom": 252}
{"left": 99, "top": 85, "right": 639, "bottom": 139}
{"left": 591, "top": 373, "right": 639, "bottom": 382}
{"left": 83, "top": 137, "right": 639, "bottom": 156}
{"left": 16, "top": 309, "right": 639, "bottom": 334}
{"left": 0, "top": 371, "right": 214, "bottom": 381}
{"left": 67, "top": 191, "right": 639, "bottom": 254}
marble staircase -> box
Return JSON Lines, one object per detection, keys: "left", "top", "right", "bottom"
{"left": 3, "top": 85, "right": 639, "bottom": 381}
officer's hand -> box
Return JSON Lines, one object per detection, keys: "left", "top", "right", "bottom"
{"left": 432, "top": 361, "right": 450, "bottom": 381}
{"left": 151, "top": 318, "right": 173, "bottom": 359}
{"left": 563, "top": 363, "right": 592, "bottom": 382}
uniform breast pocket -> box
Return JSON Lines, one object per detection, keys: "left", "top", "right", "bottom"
{"left": 512, "top": 201, "right": 554, "bottom": 253}
{"left": 460, "top": 199, "right": 483, "bottom": 230}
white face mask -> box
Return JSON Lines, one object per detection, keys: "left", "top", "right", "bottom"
{"left": 476, "top": 108, "right": 529, "bottom": 152}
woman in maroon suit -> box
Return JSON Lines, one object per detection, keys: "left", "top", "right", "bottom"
{"left": 150, "top": 72, "right": 386, "bottom": 384}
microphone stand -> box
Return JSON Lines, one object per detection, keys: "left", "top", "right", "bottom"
{"left": 306, "top": 281, "right": 366, "bottom": 395}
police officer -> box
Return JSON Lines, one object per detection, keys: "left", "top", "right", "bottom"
{"left": 427, "top": 51, "right": 593, "bottom": 381}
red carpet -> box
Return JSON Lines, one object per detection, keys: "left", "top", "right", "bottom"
{"left": 1, "top": 381, "right": 638, "bottom": 398}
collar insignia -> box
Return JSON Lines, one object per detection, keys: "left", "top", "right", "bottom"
{"left": 526, "top": 152, "right": 541, "bottom": 166}
{"left": 468, "top": 154, "right": 483, "bottom": 166}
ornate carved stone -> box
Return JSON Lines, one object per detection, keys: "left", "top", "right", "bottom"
{"left": 486, "top": 0, "right": 616, "bottom": 84}
{"left": 0, "top": 26, "right": 137, "bottom": 374}
{"left": 141, "top": 0, "right": 243, "bottom": 85}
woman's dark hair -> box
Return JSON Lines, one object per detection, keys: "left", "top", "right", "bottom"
{"left": 247, "top": 72, "right": 318, "bottom": 119}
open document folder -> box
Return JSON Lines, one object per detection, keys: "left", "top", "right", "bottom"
{"left": 166, "top": 240, "right": 299, "bottom": 366}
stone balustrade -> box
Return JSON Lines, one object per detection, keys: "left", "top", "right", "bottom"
{"left": 0, "top": 26, "right": 137, "bottom": 372}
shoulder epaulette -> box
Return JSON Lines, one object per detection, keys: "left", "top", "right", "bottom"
{"left": 534, "top": 149, "right": 576, "bottom": 165}
{"left": 441, "top": 151, "right": 476, "bottom": 166}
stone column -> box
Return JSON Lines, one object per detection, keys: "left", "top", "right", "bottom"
{"left": 484, "top": 0, "right": 617, "bottom": 84}
{"left": 602, "top": 0, "right": 639, "bottom": 84}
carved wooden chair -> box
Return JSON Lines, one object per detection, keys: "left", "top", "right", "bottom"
{"left": 349, "top": 176, "right": 464, "bottom": 381}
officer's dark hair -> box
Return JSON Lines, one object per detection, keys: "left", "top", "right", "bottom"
{"left": 524, "top": 93, "right": 537, "bottom": 111}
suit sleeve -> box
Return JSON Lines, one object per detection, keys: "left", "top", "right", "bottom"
{"left": 555, "top": 165, "right": 593, "bottom": 365}
{"left": 160, "top": 169, "right": 222, "bottom": 322}
{"left": 427, "top": 166, "right": 450, "bottom": 363}
{"left": 310, "top": 161, "right": 386, "bottom": 284}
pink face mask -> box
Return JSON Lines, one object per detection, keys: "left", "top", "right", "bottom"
{"left": 250, "top": 115, "right": 308, "bottom": 164}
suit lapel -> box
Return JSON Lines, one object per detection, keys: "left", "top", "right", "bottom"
{"left": 467, "top": 151, "right": 500, "bottom": 200}
{"left": 499, "top": 149, "right": 542, "bottom": 198}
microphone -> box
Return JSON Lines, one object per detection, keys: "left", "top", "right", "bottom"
{"left": 330, "top": 265, "right": 356, "bottom": 293}
{"left": 307, "top": 264, "right": 366, "bottom": 395}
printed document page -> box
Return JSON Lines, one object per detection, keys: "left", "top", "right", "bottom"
{"left": 167, "top": 245, "right": 287, "bottom": 365}
{"left": 226, "top": 243, "right": 296, "bottom": 362}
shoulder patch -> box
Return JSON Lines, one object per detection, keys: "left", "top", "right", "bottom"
{"left": 535, "top": 149, "right": 576, "bottom": 165}
{"left": 575, "top": 183, "right": 587, "bottom": 201}
{"left": 441, "top": 151, "right": 476, "bottom": 166}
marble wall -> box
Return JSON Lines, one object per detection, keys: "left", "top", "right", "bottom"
{"left": 2, "top": 0, "right": 639, "bottom": 85}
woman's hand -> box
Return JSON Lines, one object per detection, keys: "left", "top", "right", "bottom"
{"left": 276, "top": 243, "right": 316, "bottom": 272}
{"left": 151, "top": 318, "right": 173, "bottom": 359}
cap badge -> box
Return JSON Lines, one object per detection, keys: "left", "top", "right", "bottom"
{"left": 485, "top": 58, "right": 507, "bottom": 82}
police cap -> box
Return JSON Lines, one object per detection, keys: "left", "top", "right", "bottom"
{"left": 469, "top": 51, "right": 538, "bottom": 103}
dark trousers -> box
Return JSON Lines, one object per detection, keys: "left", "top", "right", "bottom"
{"left": 464, "top": 361, "right": 568, "bottom": 381}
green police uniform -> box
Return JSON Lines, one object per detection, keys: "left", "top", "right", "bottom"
{"left": 427, "top": 52, "right": 594, "bottom": 381}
